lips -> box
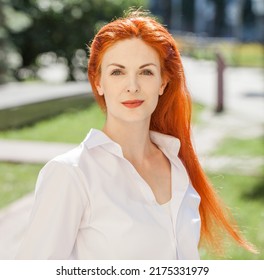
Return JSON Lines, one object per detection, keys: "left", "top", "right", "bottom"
{"left": 121, "top": 100, "right": 144, "bottom": 108}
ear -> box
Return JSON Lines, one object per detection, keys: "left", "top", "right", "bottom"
{"left": 96, "top": 83, "right": 104, "bottom": 96}
{"left": 159, "top": 79, "right": 168, "bottom": 96}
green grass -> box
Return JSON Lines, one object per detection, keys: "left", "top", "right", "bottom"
{"left": 212, "top": 137, "right": 264, "bottom": 157}
{"left": 221, "top": 43, "right": 264, "bottom": 68}
{"left": 0, "top": 163, "right": 42, "bottom": 209}
{"left": 176, "top": 36, "right": 264, "bottom": 68}
{"left": 192, "top": 102, "right": 205, "bottom": 124}
{"left": 0, "top": 102, "right": 106, "bottom": 143}
{"left": 201, "top": 172, "right": 264, "bottom": 260}
{"left": 191, "top": 43, "right": 264, "bottom": 68}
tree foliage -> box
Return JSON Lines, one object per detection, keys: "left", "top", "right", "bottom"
{"left": 1, "top": 0, "right": 147, "bottom": 82}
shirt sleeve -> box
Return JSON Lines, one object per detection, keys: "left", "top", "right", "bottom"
{"left": 176, "top": 184, "right": 201, "bottom": 260}
{"left": 15, "top": 160, "right": 89, "bottom": 259}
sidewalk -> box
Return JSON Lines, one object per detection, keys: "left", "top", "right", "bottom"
{"left": 0, "top": 57, "right": 263, "bottom": 259}
{"left": 0, "top": 140, "right": 76, "bottom": 164}
{"left": 182, "top": 57, "right": 264, "bottom": 122}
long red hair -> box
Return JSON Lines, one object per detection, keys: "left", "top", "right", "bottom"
{"left": 88, "top": 10, "right": 256, "bottom": 254}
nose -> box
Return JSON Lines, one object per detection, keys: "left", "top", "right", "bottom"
{"left": 126, "top": 75, "right": 139, "bottom": 94}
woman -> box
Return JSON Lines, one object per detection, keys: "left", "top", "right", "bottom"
{"left": 16, "top": 10, "right": 255, "bottom": 260}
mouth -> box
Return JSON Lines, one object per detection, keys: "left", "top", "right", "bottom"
{"left": 121, "top": 100, "right": 144, "bottom": 108}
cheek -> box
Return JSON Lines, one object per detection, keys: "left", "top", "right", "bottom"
{"left": 144, "top": 80, "right": 163, "bottom": 96}
{"left": 105, "top": 79, "right": 126, "bottom": 96}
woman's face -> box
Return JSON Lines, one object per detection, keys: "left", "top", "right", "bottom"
{"left": 96, "top": 38, "right": 166, "bottom": 126}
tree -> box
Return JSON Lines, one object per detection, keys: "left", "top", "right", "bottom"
{"left": 0, "top": 1, "right": 7, "bottom": 83}
{"left": 4, "top": 0, "right": 147, "bottom": 82}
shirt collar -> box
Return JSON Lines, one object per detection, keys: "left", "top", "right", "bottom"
{"left": 84, "top": 129, "right": 123, "bottom": 157}
{"left": 84, "top": 128, "right": 180, "bottom": 160}
{"left": 150, "top": 131, "right": 181, "bottom": 161}
{"left": 84, "top": 128, "right": 113, "bottom": 149}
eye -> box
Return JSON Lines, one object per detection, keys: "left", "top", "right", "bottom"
{"left": 111, "top": 69, "right": 123, "bottom": 76}
{"left": 140, "top": 69, "right": 153, "bottom": 76}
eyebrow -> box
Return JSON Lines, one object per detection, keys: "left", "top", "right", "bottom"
{"left": 107, "top": 63, "right": 157, "bottom": 68}
{"left": 139, "top": 63, "right": 157, "bottom": 69}
{"left": 107, "top": 63, "right": 125, "bottom": 68}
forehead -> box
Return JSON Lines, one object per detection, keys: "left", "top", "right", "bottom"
{"left": 101, "top": 38, "right": 160, "bottom": 66}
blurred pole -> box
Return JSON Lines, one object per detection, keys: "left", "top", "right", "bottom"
{"left": 215, "top": 53, "right": 225, "bottom": 113}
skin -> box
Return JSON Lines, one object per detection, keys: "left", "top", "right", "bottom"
{"left": 96, "top": 38, "right": 171, "bottom": 205}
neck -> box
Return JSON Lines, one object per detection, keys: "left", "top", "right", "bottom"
{"left": 102, "top": 120, "right": 155, "bottom": 164}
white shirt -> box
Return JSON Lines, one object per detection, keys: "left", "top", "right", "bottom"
{"left": 16, "top": 129, "right": 201, "bottom": 260}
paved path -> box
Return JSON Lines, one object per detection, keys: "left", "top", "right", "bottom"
{"left": 0, "top": 81, "right": 91, "bottom": 109}
{"left": 0, "top": 57, "right": 263, "bottom": 259}
{"left": 0, "top": 140, "right": 76, "bottom": 164}
{"left": 182, "top": 57, "right": 264, "bottom": 122}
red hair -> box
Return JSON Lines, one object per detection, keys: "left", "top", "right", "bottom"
{"left": 88, "top": 10, "right": 256, "bottom": 254}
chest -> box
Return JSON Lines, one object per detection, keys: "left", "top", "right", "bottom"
{"left": 133, "top": 154, "right": 172, "bottom": 205}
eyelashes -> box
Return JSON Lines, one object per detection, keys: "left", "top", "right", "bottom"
{"left": 110, "top": 69, "right": 122, "bottom": 75}
{"left": 110, "top": 69, "right": 154, "bottom": 76}
{"left": 141, "top": 69, "right": 153, "bottom": 76}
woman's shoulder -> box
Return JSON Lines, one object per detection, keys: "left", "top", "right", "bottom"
{"left": 51, "top": 142, "right": 86, "bottom": 166}
{"left": 46, "top": 128, "right": 102, "bottom": 167}
{"left": 38, "top": 144, "right": 86, "bottom": 184}
{"left": 40, "top": 128, "right": 112, "bottom": 173}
